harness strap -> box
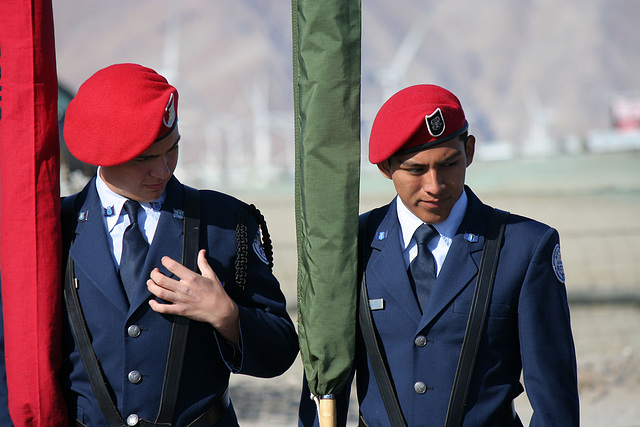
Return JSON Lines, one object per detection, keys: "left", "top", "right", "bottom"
{"left": 65, "top": 256, "right": 127, "bottom": 426}
{"left": 444, "top": 209, "right": 509, "bottom": 427}
{"left": 357, "top": 207, "right": 406, "bottom": 426}
{"left": 358, "top": 207, "right": 509, "bottom": 427}
{"left": 358, "top": 273, "right": 407, "bottom": 426}
{"left": 156, "top": 185, "right": 199, "bottom": 423}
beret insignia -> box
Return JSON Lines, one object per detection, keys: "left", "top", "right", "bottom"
{"left": 425, "top": 108, "right": 445, "bottom": 137}
{"left": 163, "top": 93, "right": 176, "bottom": 129}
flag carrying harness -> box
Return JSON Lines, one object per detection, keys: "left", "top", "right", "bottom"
{"left": 358, "top": 208, "right": 510, "bottom": 427}
{"left": 61, "top": 185, "right": 229, "bottom": 427}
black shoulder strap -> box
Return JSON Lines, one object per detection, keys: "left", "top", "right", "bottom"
{"left": 357, "top": 208, "right": 407, "bottom": 427}
{"left": 155, "top": 185, "right": 200, "bottom": 424}
{"left": 444, "top": 208, "right": 510, "bottom": 427}
{"left": 62, "top": 193, "right": 128, "bottom": 427}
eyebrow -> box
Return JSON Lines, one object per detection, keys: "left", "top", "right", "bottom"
{"left": 400, "top": 150, "right": 462, "bottom": 167}
{"left": 135, "top": 136, "right": 181, "bottom": 161}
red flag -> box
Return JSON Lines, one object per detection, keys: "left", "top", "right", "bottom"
{"left": 0, "top": 0, "right": 67, "bottom": 425}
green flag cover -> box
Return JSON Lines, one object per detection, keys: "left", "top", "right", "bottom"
{"left": 292, "top": 0, "right": 362, "bottom": 397}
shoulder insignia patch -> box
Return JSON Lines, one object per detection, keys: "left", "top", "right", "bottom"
{"left": 552, "top": 243, "right": 565, "bottom": 283}
{"left": 253, "top": 233, "right": 269, "bottom": 265}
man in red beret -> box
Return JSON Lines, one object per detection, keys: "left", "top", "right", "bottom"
{"left": 299, "top": 85, "right": 579, "bottom": 426}
{"left": 59, "top": 63, "right": 298, "bottom": 426}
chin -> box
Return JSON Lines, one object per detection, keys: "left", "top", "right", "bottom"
{"left": 418, "top": 209, "right": 449, "bottom": 225}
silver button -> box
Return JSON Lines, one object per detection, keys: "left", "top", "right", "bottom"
{"left": 126, "top": 414, "right": 139, "bottom": 426}
{"left": 127, "top": 325, "right": 141, "bottom": 338}
{"left": 414, "top": 381, "right": 427, "bottom": 394}
{"left": 414, "top": 335, "right": 427, "bottom": 347}
{"left": 128, "top": 370, "right": 142, "bottom": 384}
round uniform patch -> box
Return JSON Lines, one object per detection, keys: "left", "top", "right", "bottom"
{"left": 253, "top": 233, "right": 269, "bottom": 265}
{"left": 552, "top": 244, "right": 565, "bottom": 283}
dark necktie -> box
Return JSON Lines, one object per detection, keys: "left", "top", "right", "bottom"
{"left": 409, "top": 223, "right": 439, "bottom": 312}
{"left": 119, "top": 200, "right": 149, "bottom": 302}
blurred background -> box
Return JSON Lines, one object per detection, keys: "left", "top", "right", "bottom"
{"left": 53, "top": 1, "right": 640, "bottom": 425}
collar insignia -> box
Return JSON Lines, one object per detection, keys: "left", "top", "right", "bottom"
{"left": 172, "top": 209, "right": 184, "bottom": 219}
{"left": 103, "top": 205, "right": 115, "bottom": 217}
{"left": 464, "top": 233, "right": 479, "bottom": 242}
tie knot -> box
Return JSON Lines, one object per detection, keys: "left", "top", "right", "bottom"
{"left": 414, "top": 223, "right": 438, "bottom": 245}
{"left": 123, "top": 200, "right": 142, "bottom": 224}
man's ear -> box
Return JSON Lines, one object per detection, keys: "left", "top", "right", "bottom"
{"left": 377, "top": 160, "right": 393, "bottom": 179}
{"left": 465, "top": 135, "right": 476, "bottom": 167}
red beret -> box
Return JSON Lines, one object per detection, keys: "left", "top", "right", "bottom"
{"left": 369, "top": 84, "right": 468, "bottom": 164}
{"left": 64, "top": 63, "right": 178, "bottom": 167}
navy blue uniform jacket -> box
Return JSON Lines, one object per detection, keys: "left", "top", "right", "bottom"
{"left": 62, "top": 176, "right": 298, "bottom": 426}
{"left": 300, "top": 187, "right": 578, "bottom": 426}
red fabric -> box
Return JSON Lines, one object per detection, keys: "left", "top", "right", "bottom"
{"left": 0, "top": 1, "right": 68, "bottom": 425}
{"left": 64, "top": 63, "right": 179, "bottom": 167}
{"left": 369, "top": 84, "right": 467, "bottom": 164}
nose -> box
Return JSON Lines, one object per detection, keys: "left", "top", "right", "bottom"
{"left": 422, "top": 169, "right": 444, "bottom": 195}
{"left": 150, "top": 156, "right": 172, "bottom": 179}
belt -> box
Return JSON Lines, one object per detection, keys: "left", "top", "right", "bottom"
{"left": 75, "top": 389, "right": 231, "bottom": 427}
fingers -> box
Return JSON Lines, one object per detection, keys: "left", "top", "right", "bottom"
{"left": 197, "top": 249, "right": 215, "bottom": 279}
{"left": 160, "top": 255, "right": 194, "bottom": 281}
{"left": 147, "top": 271, "right": 177, "bottom": 300}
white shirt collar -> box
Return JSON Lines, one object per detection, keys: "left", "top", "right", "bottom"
{"left": 95, "top": 168, "right": 166, "bottom": 232}
{"left": 396, "top": 189, "right": 468, "bottom": 249}
{"left": 96, "top": 170, "right": 129, "bottom": 233}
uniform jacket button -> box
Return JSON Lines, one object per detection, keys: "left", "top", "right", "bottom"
{"left": 126, "top": 414, "right": 139, "bottom": 426}
{"left": 128, "top": 370, "right": 142, "bottom": 384}
{"left": 127, "top": 325, "right": 141, "bottom": 338}
{"left": 414, "top": 335, "right": 427, "bottom": 347}
{"left": 414, "top": 381, "right": 427, "bottom": 394}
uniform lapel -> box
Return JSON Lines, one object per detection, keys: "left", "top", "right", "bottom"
{"left": 417, "top": 187, "right": 491, "bottom": 332}
{"left": 129, "top": 178, "right": 185, "bottom": 312}
{"left": 69, "top": 179, "right": 129, "bottom": 314}
{"left": 367, "top": 199, "right": 423, "bottom": 324}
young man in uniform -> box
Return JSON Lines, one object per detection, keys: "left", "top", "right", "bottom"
{"left": 61, "top": 63, "right": 298, "bottom": 426}
{"left": 299, "top": 84, "right": 578, "bottom": 426}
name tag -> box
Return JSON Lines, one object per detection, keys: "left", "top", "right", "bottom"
{"left": 369, "top": 298, "right": 385, "bottom": 311}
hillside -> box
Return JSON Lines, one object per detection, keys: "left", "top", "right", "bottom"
{"left": 52, "top": 0, "right": 640, "bottom": 185}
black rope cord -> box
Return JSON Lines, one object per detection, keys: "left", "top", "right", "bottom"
{"left": 233, "top": 204, "right": 273, "bottom": 301}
